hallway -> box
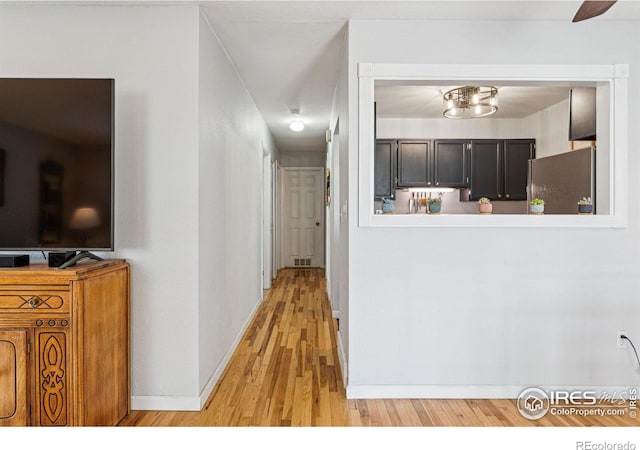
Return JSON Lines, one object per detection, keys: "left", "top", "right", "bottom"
{"left": 119, "top": 269, "right": 637, "bottom": 427}
{"left": 121, "top": 268, "right": 347, "bottom": 426}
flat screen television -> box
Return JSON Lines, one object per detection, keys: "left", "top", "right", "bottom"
{"left": 0, "top": 78, "right": 114, "bottom": 255}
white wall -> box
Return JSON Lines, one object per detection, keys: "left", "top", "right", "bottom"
{"left": 0, "top": 4, "right": 203, "bottom": 404}
{"left": 327, "top": 32, "right": 350, "bottom": 380}
{"left": 197, "top": 13, "right": 278, "bottom": 405}
{"left": 0, "top": 5, "right": 277, "bottom": 410}
{"left": 346, "top": 19, "right": 640, "bottom": 398}
{"left": 377, "top": 117, "right": 528, "bottom": 140}
{"left": 524, "top": 98, "right": 572, "bottom": 158}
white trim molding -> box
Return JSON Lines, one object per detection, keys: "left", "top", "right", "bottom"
{"left": 358, "top": 63, "right": 629, "bottom": 228}
{"left": 337, "top": 331, "right": 348, "bottom": 388}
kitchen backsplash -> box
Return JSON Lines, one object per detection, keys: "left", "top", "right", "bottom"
{"left": 376, "top": 189, "right": 527, "bottom": 215}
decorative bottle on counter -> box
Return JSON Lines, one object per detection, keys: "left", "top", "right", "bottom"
{"left": 381, "top": 198, "right": 394, "bottom": 214}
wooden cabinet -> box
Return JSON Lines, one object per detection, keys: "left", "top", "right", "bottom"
{"left": 374, "top": 139, "right": 396, "bottom": 199}
{"left": 467, "top": 139, "right": 535, "bottom": 201}
{"left": 0, "top": 260, "right": 130, "bottom": 427}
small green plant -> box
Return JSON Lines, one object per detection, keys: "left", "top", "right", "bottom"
{"left": 478, "top": 197, "right": 491, "bottom": 204}
{"left": 530, "top": 198, "right": 545, "bottom": 205}
{"left": 577, "top": 197, "right": 592, "bottom": 205}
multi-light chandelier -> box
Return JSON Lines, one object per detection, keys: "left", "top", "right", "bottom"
{"left": 443, "top": 86, "right": 498, "bottom": 119}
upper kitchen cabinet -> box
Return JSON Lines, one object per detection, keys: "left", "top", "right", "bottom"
{"left": 397, "top": 140, "right": 431, "bottom": 188}
{"left": 396, "top": 139, "right": 467, "bottom": 189}
{"left": 466, "top": 139, "right": 535, "bottom": 201}
{"left": 503, "top": 139, "right": 535, "bottom": 200}
{"left": 433, "top": 140, "right": 468, "bottom": 188}
{"left": 569, "top": 87, "right": 596, "bottom": 141}
{"left": 468, "top": 140, "right": 502, "bottom": 200}
{"left": 374, "top": 139, "right": 397, "bottom": 199}
{"left": 377, "top": 137, "right": 533, "bottom": 199}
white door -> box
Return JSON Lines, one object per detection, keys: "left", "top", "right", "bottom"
{"left": 282, "top": 168, "right": 325, "bottom": 268}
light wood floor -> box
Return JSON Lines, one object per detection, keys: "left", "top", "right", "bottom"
{"left": 119, "top": 268, "right": 637, "bottom": 427}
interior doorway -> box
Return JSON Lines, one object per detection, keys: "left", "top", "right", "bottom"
{"left": 280, "top": 167, "right": 326, "bottom": 268}
{"left": 262, "top": 151, "right": 273, "bottom": 290}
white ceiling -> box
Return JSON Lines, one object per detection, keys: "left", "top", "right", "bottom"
{"left": 199, "top": 0, "right": 640, "bottom": 153}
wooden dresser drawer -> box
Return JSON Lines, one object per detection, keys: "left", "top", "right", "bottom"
{"left": 0, "top": 290, "right": 70, "bottom": 314}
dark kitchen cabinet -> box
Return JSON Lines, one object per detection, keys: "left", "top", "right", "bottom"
{"left": 503, "top": 139, "right": 535, "bottom": 200}
{"left": 374, "top": 139, "right": 397, "bottom": 199}
{"left": 433, "top": 139, "right": 468, "bottom": 188}
{"left": 374, "top": 137, "right": 532, "bottom": 201}
{"left": 396, "top": 139, "right": 467, "bottom": 189}
{"left": 397, "top": 140, "right": 431, "bottom": 188}
{"left": 466, "top": 139, "right": 535, "bottom": 201}
{"left": 569, "top": 87, "right": 596, "bottom": 141}
{"left": 468, "top": 140, "right": 502, "bottom": 200}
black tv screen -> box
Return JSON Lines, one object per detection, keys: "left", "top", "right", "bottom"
{"left": 0, "top": 78, "right": 114, "bottom": 251}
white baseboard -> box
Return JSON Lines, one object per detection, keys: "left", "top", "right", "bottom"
{"left": 131, "top": 295, "right": 263, "bottom": 411}
{"left": 346, "top": 384, "right": 637, "bottom": 400}
{"left": 131, "top": 395, "right": 201, "bottom": 411}
{"left": 336, "top": 331, "right": 347, "bottom": 387}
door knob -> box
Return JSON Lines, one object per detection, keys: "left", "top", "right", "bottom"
{"left": 315, "top": 222, "right": 320, "bottom": 226}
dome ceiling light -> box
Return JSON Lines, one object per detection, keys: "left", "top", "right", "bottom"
{"left": 289, "top": 109, "right": 305, "bottom": 132}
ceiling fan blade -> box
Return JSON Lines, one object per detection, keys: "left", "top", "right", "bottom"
{"left": 572, "top": 1, "right": 617, "bottom": 22}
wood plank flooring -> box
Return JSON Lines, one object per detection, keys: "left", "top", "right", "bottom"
{"left": 119, "top": 268, "right": 638, "bottom": 427}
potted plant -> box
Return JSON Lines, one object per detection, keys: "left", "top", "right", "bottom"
{"left": 529, "top": 198, "right": 545, "bottom": 214}
{"left": 577, "top": 197, "right": 593, "bottom": 214}
{"left": 478, "top": 197, "right": 493, "bottom": 214}
{"left": 428, "top": 197, "right": 442, "bottom": 214}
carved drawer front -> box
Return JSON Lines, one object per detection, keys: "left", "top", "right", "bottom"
{"left": 0, "top": 291, "right": 69, "bottom": 314}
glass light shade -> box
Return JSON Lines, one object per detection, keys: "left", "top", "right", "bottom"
{"left": 289, "top": 119, "right": 305, "bottom": 132}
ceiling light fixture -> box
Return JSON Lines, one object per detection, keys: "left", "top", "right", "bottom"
{"left": 289, "top": 109, "right": 305, "bottom": 132}
{"left": 443, "top": 86, "right": 498, "bottom": 119}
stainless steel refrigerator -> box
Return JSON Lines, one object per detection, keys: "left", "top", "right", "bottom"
{"left": 528, "top": 146, "right": 596, "bottom": 214}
